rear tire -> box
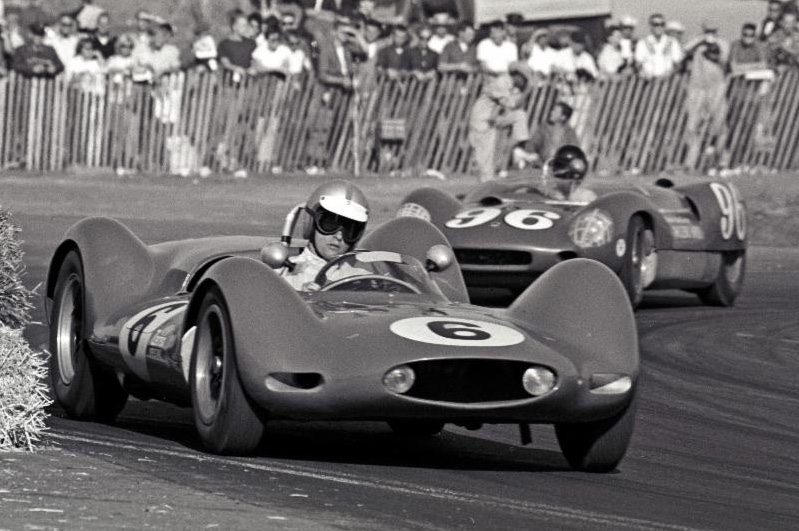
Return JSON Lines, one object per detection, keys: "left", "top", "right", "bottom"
{"left": 387, "top": 420, "right": 445, "bottom": 437}
{"left": 619, "top": 216, "right": 656, "bottom": 308}
{"left": 190, "top": 287, "right": 264, "bottom": 455}
{"left": 555, "top": 396, "right": 637, "bottom": 473}
{"left": 696, "top": 250, "right": 746, "bottom": 307}
{"left": 49, "top": 250, "right": 128, "bottom": 422}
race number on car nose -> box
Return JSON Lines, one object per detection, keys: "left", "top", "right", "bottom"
{"left": 390, "top": 317, "right": 525, "bottom": 347}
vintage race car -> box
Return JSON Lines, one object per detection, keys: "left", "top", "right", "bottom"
{"left": 46, "top": 215, "right": 639, "bottom": 472}
{"left": 397, "top": 178, "right": 747, "bottom": 307}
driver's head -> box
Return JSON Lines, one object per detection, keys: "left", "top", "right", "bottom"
{"left": 304, "top": 180, "right": 369, "bottom": 261}
{"left": 549, "top": 144, "right": 589, "bottom": 194}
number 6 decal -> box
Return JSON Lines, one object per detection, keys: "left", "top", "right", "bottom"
{"left": 710, "top": 183, "right": 746, "bottom": 241}
{"left": 390, "top": 317, "right": 525, "bottom": 347}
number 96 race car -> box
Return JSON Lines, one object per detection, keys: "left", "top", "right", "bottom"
{"left": 398, "top": 178, "right": 747, "bottom": 307}
{"left": 46, "top": 215, "right": 639, "bottom": 472}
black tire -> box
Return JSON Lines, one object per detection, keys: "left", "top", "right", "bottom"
{"left": 387, "top": 420, "right": 445, "bottom": 437}
{"left": 696, "top": 250, "right": 746, "bottom": 307}
{"left": 49, "top": 250, "right": 128, "bottom": 422}
{"left": 190, "top": 287, "right": 264, "bottom": 455}
{"left": 555, "top": 396, "right": 637, "bottom": 473}
{"left": 619, "top": 216, "right": 656, "bottom": 308}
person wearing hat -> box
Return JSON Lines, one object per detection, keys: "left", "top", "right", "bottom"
{"left": 427, "top": 12, "right": 454, "bottom": 54}
{"left": 523, "top": 27, "right": 555, "bottom": 77}
{"left": 619, "top": 15, "right": 637, "bottom": 62}
{"left": 438, "top": 21, "right": 477, "bottom": 74}
{"left": 634, "top": 13, "right": 683, "bottom": 78}
{"left": 476, "top": 19, "right": 518, "bottom": 75}
{"left": 665, "top": 20, "right": 686, "bottom": 46}
{"left": 132, "top": 18, "right": 180, "bottom": 80}
{"left": 10, "top": 22, "right": 63, "bottom": 77}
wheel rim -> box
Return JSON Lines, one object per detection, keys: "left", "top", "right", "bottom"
{"left": 724, "top": 254, "right": 744, "bottom": 284}
{"left": 195, "top": 305, "right": 226, "bottom": 424}
{"left": 56, "top": 276, "right": 81, "bottom": 385}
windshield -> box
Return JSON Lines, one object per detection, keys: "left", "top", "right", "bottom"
{"left": 311, "top": 251, "right": 444, "bottom": 296}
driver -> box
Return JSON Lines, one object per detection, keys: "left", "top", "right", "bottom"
{"left": 538, "top": 144, "right": 598, "bottom": 202}
{"left": 281, "top": 180, "right": 370, "bottom": 291}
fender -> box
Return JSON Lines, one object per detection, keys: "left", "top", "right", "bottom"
{"left": 676, "top": 182, "right": 747, "bottom": 251}
{"left": 588, "top": 190, "right": 674, "bottom": 251}
{"left": 397, "top": 187, "right": 463, "bottom": 227}
{"left": 185, "top": 257, "right": 329, "bottom": 402}
{"left": 361, "top": 217, "right": 469, "bottom": 303}
{"left": 506, "top": 258, "right": 638, "bottom": 377}
{"left": 46, "top": 217, "right": 154, "bottom": 330}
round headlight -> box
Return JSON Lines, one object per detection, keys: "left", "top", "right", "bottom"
{"left": 522, "top": 367, "right": 556, "bottom": 396}
{"left": 383, "top": 365, "right": 416, "bottom": 394}
{"left": 396, "top": 202, "right": 431, "bottom": 222}
{"left": 569, "top": 209, "right": 614, "bottom": 248}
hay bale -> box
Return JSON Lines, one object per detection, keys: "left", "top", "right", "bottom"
{"left": 0, "top": 326, "right": 51, "bottom": 451}
{"left": 0, "top": 207, "right": 34, "bottom": 330}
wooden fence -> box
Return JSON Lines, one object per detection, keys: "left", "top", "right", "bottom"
{"left": 0, "top": 69, "right": 795, "bottom": 176}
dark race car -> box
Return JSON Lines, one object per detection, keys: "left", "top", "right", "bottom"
{"left": 46, "top": 215, "right": 638, "bottom": 472}
{"left": 398, "top": 177, "right": 747, "bottom": 307}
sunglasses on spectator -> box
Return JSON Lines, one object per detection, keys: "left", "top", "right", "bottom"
{"left": 743, "top": 32, "right": 756, "bottom": 38}
{"left": 651, "top": 22, "right": 665, "bottom": 27}
{"left": 309, "top": 208, "right": 366, "bottom": 244}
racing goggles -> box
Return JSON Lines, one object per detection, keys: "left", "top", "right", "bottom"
{"left": 309, "top": 207, "right": 366, "bottom": 244}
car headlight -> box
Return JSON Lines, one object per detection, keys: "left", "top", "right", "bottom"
{"left": 396, "top": 202, "right": 431, "bottom": 222}
{"left": 522, "top": 367, "right": 556, "bottom": 396}
{"left": 589, "top": 374, "right": 633, "bottom": 395}
{"left": 569, "top": 209, "right": 614, "bottom": 248}
{"left": 384, "top": 365, "right": 416, "bottom": 394}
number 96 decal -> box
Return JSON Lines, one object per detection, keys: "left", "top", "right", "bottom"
{"left": 445, "top": 207, "right": 561, "bottom": 230}
{"left": 390, "top": 317, "right": 525, "bottom": 347}
{"left": 709, "top": 182, "right": 746, "bottom": 241}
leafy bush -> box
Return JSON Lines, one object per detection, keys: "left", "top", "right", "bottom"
{"left": 0, "top": 207, "right": 33, "bottom": 329}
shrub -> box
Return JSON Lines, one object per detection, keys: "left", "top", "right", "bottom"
{"left": 0, "top": 208, "right": 34, "bottom": 329}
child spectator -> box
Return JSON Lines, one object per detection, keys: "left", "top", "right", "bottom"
{"left": 67, "top": 38, "right": 105, "bottom": 93}
{"left": 46, "top": 14, "right": 80, "bottom": 69}
{"left": 11, "top": 22, "right": 63, "bottom": 77}
{"left": 90, "top": 12, "right": 117, "bottom": 59}
{"left": 252, "top": 26, "right": 292, "bottom": 76}
{"left": 438, "top": 22, "right": 477, "bottom": 74}
{"left": 106, "top": 34, "right": 136, "bottom": 81}
{"left": 218, "top": 10, "right": 257, "bottom": 79}
{"left": 427, "top": 12, "right": 454, "bottom": 54}
{"left": 476, "top": 19, "right": 518, "bottom": 75}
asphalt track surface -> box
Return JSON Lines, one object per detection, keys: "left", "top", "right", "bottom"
{"left": 7, "top": 211, "right": 799, "bottom": 531}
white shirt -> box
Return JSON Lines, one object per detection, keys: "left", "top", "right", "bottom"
{"left": 476, "top": 38, "right": 518, "bottom": 74}
{"left": 287, "top": 48, "right": 310, "bottom": 75}
{"left": 252, "top": 43, "right": 292, "bottom": 73}
{"left": 527, "top": 43, "right": 555, "bottom": 75}
{"left": 620, "top": 37, "right": 635, "bottom": 61}
{"left": 635, "top": 34, "right": 683, "bottom": 78}
{"left": 553, "top": 47, "right": 598, "bottom": 79}
{"left": 428, "top": 34, "right": 454, "bottom": 55}
{"left": 598, "top": 44, "right": 626, "bottom": 76}
{"left": 66, "top": 56, "right": 105, "bottom": 94}
{"left": 45, "top": 33, "right": 81, "bottom": 68}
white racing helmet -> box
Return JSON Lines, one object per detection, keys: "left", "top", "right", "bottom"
{"left": 304, "top": 180, "right": 370, "bottom": 244}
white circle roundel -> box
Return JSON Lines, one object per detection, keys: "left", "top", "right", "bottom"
{"left": 390, "top": 317, "right": 525, "bottom": 347}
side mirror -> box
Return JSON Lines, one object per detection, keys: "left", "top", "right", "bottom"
{"left": 260, "top": 242, "right": 290, "bottom": 269}
{"left": 425, "top": 244, "right": 454, "bottom": 273}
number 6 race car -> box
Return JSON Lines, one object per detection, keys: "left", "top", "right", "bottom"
{"left": 397, "top": 178, "right": 747, "bottom": 307}
{"left": 46, "top": 215, "right": 639, "bottom": 472}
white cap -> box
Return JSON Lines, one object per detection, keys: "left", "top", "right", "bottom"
{"left": 621, "top": 15, "right": 637, "bottom": 28}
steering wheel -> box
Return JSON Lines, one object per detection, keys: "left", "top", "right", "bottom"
{"left": 320, "top": 275, "right": 421, "bottom": 294}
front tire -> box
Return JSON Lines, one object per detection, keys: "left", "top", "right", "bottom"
{"left": 49, "top": 250, "right": 128, "bottom": 422}
{"left": 555, "top": 396, "right": 637, "bottom": 473}
{"left": 696, "top": 250, "right": 746, "bottom": 307}
{"left": 190, "top": 287, "right": 264, "bottom": 454}
{"left": 619, "top": 216, "right": 656, "bottom": 308}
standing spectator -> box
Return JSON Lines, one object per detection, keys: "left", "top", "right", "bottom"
{"left": 505, "top": 13, "right": 525, "bottom": 48}
{"left": 476, "top": 19, "right": 518, "bottom": 75}
{"left": 438, "top": 22, "right": 477, "bottom": 74}
{"left": 133, "top": 20, "right": 180, "bottom": 80}
{"left": 635, "top": 13, "right": 683, "bottom": 78}
{"left": 2, "top": 10, "right": 27, "bottom": 56}
{"left": 666, "top": 20, "right": 686, "bottom": 47}
{"left": 684, "top": 20, "right": 730, "bottom": 64}
{"left": 683, "top": 39, "right": 727, "bottom": 168}
{"left": 767, "top": 9, "right": 799, "bottom": 69}
{"left": 598, "top": 26, "right": 633, "bottom": 78}
{"left": 468, "top": 69, "right": 530, "bottom": 182}
{"left": 11, "top": 23, "right": 63, "bottom": 77}
{"left": 46, "top": 15, "right": 81, "bottom": 69}
{"left": 427, "top": 12, "right": 454, "bottom": 54}
{"left": 70, "top": 0, "right": 105, "bottom": 32}
{"left": 407, "top": 24, "right": 438, "bottom": 77}
{"left": 191, "top": 26, "right": 218, "bottom": 72}
{"left": 286, "top": 30, "right": 312, "bottom": 75}
{"left": 247, "top": 12, "right": 263, "bottom": 41}
{"left": 524, "top": 28, "right": 555, "bottom": 78}
{"left": 376, "top": 23, "right": 412, "bottom": 75}
{"left": 553, "top": 31, "right": 598, "bottom": 82}
{"left": 106, "top": 34, "right": 136, "bottom": 80}
{"left": 729, "top": 22, "right": 769, "bottom": 75}
{"left": 760, "top": 0, "right": 785, "bottom": 41}
{"left": 218, "top": 10, "right": 257, "bottom": 79}
{"left": 66, "top": 38, "right": 105, "bottom": 93}
{"left": 252, "top": 26, "right": 291, "bottom": 76}
{"left": 316, "top": 17, "right": 365, "bottom": 89}
{"left": 513, "top": 101, "right": 579, "bottom": 168}
{"left": 133, "top": 11, "right": 153, "bottom": 51}
{"left": 90, "top": 12, "right": 117, "bottom": 59}
{"left": 619, "top": 15, "right": 637, "bottom": 63}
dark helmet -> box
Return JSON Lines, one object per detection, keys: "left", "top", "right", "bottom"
{"left": 303, "top": 180, "right": 369, "bottom": 244}
{"left": 551, "top": 144, "right": 588, "bottom": 181}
